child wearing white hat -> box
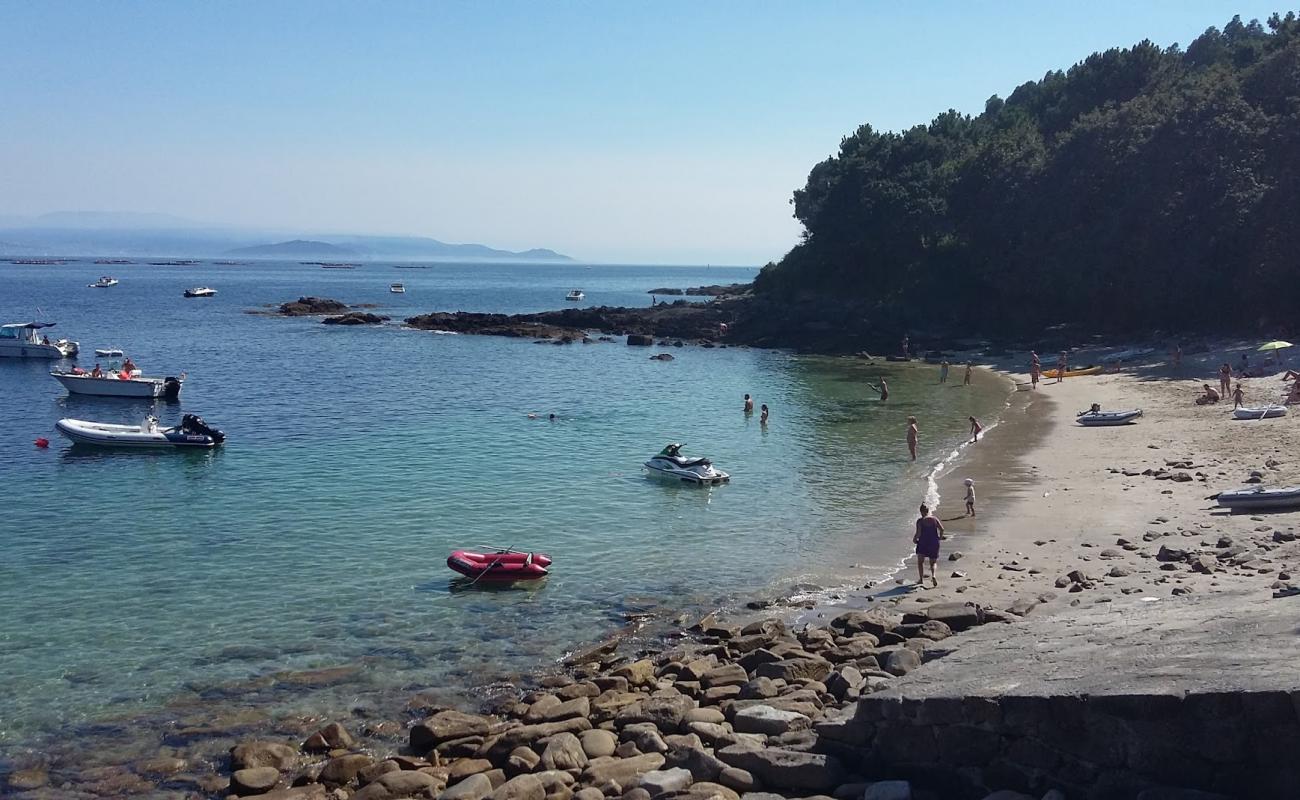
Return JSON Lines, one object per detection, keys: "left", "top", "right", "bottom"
{"left": 964, "top": 478, "right": 976, "bottom": 517}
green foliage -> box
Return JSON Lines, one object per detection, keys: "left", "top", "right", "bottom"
{"left": 762, "top": 11, "right": 1300, "bottom": 337}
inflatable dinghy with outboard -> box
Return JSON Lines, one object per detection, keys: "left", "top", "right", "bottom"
{"left": 56, "top": 414, "right": 225, "bottom": 448}
{"left": 1076, "top": 406, "right": 1142, "bottom": 426}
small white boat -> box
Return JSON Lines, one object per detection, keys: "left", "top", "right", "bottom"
{"left": 390, "top": 283, "right": 406, "bottom": 293}
{"left": 1233, "top": 405, "right": 1286, "bottom": 420}
{"left": 1217, "top": 485, "right": 1300, "bottom": 511}
{"left": 183, "top": 287, "right": 217, "bottom": 298}
{"left": 644, "top": 443, "right": 730, "bottom": 486}
{"left": 0, "top": 322, "right": 79, "bottom": 359}
{"left": 56, "top": 414, "right": 224, "bottom": 448}
{"left": 1076, "top": 409, "right": 1142, "bottom": 426}
{"left": 95, "top": 348, "right": 125, "bottom": 358}
{"left": 52, "top": 369, "right": 184, "bottom": 400}
{"left": 88, "top": 276, "right": 119, "bottom": 288}
{"left": 566, "top": 290, "right": 585, "bottom": 301}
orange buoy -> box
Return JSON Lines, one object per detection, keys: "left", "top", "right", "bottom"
{"left": 34, "top": 437, "right": 50, "bottom": 448}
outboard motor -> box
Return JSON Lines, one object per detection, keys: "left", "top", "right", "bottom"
{"left": 181, "top": 414, "right": 225, "bottom": 444}
{"left": 162, "top": 376, "right": 182, "bottom": 401}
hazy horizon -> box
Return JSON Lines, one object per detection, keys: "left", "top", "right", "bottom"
{"left": 2, "top": 1, "right": 1281, "bottom": 265}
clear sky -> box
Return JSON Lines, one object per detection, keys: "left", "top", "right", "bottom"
{"left": 0, "top": 1, "right": 1285, "bottom": 264}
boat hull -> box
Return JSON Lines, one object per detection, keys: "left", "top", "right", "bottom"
{"left": 53, "top": 373, "right": 181, "bottom": 399}
{"left": 644, "top": 461, "right": 731, "bottom": 486}
{"left": 1077, "top": 409, "right": 1142, "bottom": 426}
{"left": 1233, "top": 406, "right": 1286, "bottom": 420}
{"left": 0, "top": 341, "right": 79, "bottom": 359}
{"left": 1218, "top": 487, "right": 1300, "bottom": 510}
{"left": 1043, "top": 365, "right": 1103, "bottom": 379}
{"left": 56, "top": 418, "right": 218, "bottom": 448}
{"left": 447, "top": 550, "right": 551, "bottom": 582}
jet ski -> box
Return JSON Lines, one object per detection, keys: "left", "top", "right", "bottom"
{"left": 56, "top": 413, "right": 226, "bottom": 448}
{"left": 644, "top": 443, "right": 730, "bottom": 486}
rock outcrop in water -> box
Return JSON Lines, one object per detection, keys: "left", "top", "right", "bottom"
{"left": 406, "top": 301, "right": 735, "bottom": 344}
{"left": 278, "top": 297, "right": 349, "bottom": 316}
{"left": 322, "top": 312, "right": 390, "bottom": 326}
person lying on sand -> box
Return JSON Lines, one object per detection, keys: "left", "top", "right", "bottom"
{"left": 1196, "top": 384, "right": 1221, "bottom": 405}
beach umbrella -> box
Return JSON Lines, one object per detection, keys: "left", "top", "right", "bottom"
{"left": 1258, "top": 340, "right": 1293, "bottom": 352}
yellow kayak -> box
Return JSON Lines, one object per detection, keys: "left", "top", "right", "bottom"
{"left": 1041, "top": 365, "right": 1102, "bottom": 379}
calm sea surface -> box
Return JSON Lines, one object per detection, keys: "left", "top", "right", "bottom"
{"left": 0, "top": 259, "right": 1006, "bottom": 760}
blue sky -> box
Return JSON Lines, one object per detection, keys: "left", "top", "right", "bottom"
{"left": 0, "top": 1, "right": 1284, "bottom": 264}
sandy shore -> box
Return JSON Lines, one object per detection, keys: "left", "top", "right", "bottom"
{"left": 828, "top": 345, "right": 1300, "bottom": 622}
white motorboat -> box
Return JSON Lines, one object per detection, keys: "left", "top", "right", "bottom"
{"left": 390, "top": 283, "right": 406, "bottom": 293}
{"left": 0, "top": 322, "right": 79, "bottom": 359}
{"left": 566, "top": 290, "right": 585, "bottom": 301}
{"left": 644, "top": 443, "right": 730, "bottom": 486}
{"left": 1076, "top": 408, "right": 1142, "bottom": 426}
{"left": 1233, "top": 405, "right": 1287, "bottom": 420}
{"left": 95, "top": 348, "right": 125, "bottom": 358}
{"left": 56, "top": 414, "right": 224, "bottom": 448}
{"left": 1217, "top": 485, "right": 1300, "bottom": 511}
{"left": 52, "top": 368, "right": 184, "bottom": 400}
{"left": 88, "top": 276, "right": 119, "bottom": 288}
{"left": 183, "top": 287, "right": 217, "bottom": 298}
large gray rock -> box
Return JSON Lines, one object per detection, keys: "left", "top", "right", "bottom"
{"left": 732, "top": 705, "right": 811, "bottom": 736}
{"left": 303, "top": 722, "right": 355, "bottom": 753}
{"left": 829, "top": 611, "right": 895, "bottom": 638}
{"left": 492, "top": 774, "right": 546, "bottom": 800}
{"left": 492, "top": 718, "right": 593, "bottom": 756}
{"left": 231, "top": 741, "right": 298, "bottom": 771}
{"left": 701, "top": 664, "right": 748, "bottom": 689}
{"left": 717, "top": 768, "right": 757, "bottom": 793}
{"left": 753, "top": 659, "right": 832, "bottom": 683}
{"left": 231, "top": 767, "right": 281, "bottom": 796}
{"left": 542, "top": 732, "right": 590, "bottom": 772}
{"left": 638, "top": 768, "right": 694, "bottom": 797}
{"left": 912, "top": 602, "right": 984, "bottom": 632}
{"left": 665, "top": 746, "right": 727, "bottom": 782}
{"left": 579, "top": 753, "right": 666, "bottom": 788}
{"left": 413, "top": 711, "right": 494, "bottom": 751}
{"left": 715, "top": 746, "right": 846, "bottom": 792}
{"left": 581, "top": 729, "right": 619, "bottom": 758}
{"left": 862, "top": 781, "right": 912, "bottom": 800}
{"left": 440, "top": 774, "right": 496, "bottom": 800}
{"left": 320, "top": 754, "right": 374, "bottom": 786}
{"left": 617, "top": 694, "right": 697, "bottom": 732}
{"left": 358, "top": 770, "right": 443, "bottom": 800}
{"left": 883, "top": 649, "right": 921, "bottom": 677}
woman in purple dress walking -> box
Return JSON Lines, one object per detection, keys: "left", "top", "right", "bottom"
{"left": 913, "top": 504, "right": 945, "bottom": 588}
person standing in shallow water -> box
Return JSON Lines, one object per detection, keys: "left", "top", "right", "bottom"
{"left": 906, "top": 416, "right": 918, "bottom": 460}
{"left": 963, "top": 362, "right": 973, "bottom": 385}
{"left": 969, "top": 416, "right": 983, "bottom": 442}
{"left": 913, "top": 503, "right": 944, "bottom": 587}
{"left": 743, "top": 394, "right": 754, "bottom": 414}
{"left": 1030, "top": 351, "right": 1041, "bottom": 389}
{"left": 760, "top": 404, "right": 769, "bottom": 425}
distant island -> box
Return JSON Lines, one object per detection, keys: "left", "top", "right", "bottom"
{"left": 225, "top": 240, "right": 357, "bottom": 257}
{"left": 0, "top": 211, "right": 574, "bottom": 262}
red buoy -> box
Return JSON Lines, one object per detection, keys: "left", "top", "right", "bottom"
{"left": 34, "top": 437, "right": 50, "bottom": 448}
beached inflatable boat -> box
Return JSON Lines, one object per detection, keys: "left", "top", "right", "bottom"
{"left": 1076, "top": 409, "right": 1142, "bottom": 426}
{"left": 1233, "top": 405, "right": 1287, "bottom": 420}
{"left": 447, "top": 549, "right": 551, "bottom": 582}
{"left": 1042, "top": 365, "right": 1103, "bottom": 379}
{"left": 1217, "top": 486, "right": 1300, "bottom": 511}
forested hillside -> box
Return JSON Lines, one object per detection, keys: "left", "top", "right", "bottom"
{"left": 752, "top": 12, "right": 1300, "bottom": 342}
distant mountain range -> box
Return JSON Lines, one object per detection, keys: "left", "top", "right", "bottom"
{"left": 0, "top": 211, "right": 573, "bottom": 262}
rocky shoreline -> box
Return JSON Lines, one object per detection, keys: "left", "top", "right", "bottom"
{"left": 8, "top": 601, "right": 1025, "bottom": 799}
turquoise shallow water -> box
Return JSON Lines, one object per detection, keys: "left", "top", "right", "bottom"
{"left": 0, "top": 260, "right": 1006, "bottom": 760}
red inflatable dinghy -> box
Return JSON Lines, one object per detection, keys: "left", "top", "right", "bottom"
{"left": 447, "top": 549, "right": 552, "bottom": 582}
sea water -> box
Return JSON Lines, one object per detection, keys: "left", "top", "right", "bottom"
{"left": 0, "top": 260, "right": 1006, "bottom": 758}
